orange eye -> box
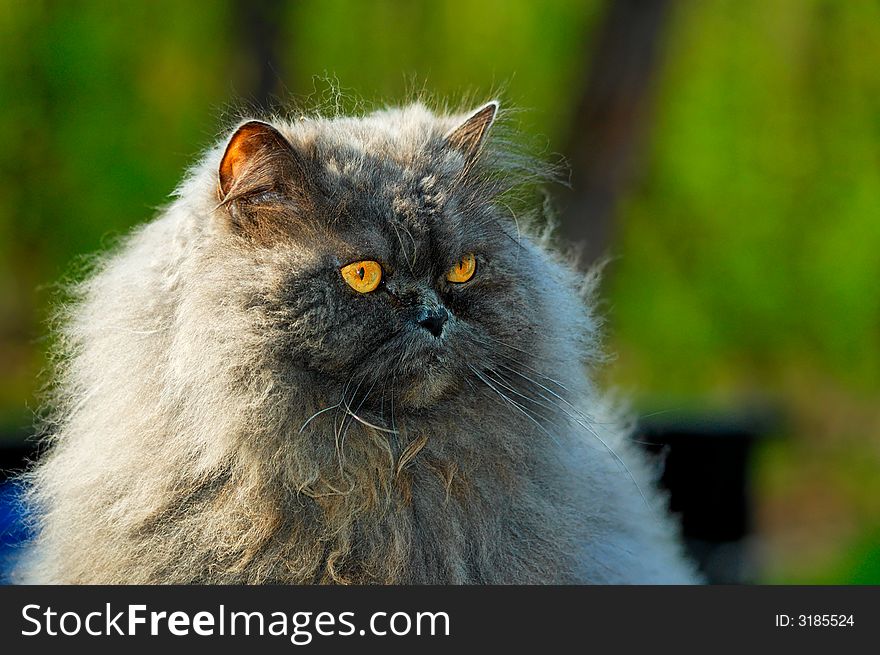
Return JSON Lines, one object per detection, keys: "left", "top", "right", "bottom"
{"left": 446, "top": 253, "right": 476, "bottom": 283}
{"left": 341, "top": 260, "right": 382, "bottom": 293}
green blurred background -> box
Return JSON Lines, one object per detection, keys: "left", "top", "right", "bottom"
{"left": 0, "top": 0, "right": 878, "bottom": 583}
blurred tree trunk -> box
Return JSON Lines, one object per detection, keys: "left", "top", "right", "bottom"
{"left": 234, "top": 0, "right": 286, "bottom": 108}
{"left": 561, "top": 0, "right": 673, "bottom": 265}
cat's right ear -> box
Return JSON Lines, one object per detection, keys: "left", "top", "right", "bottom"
{"left": 217, "top": 120, "right": 307, "bottom": 206}
{"left": 443, "top": 101, "right": 499, "bottom": 162}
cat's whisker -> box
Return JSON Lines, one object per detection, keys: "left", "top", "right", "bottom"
{"left": 300, "top": 368, "right": 365, "bottom": 447}
{"left": 340, "top": 409, "right": 399, "bottom": 435}
{"left": 377, "top": 367, "right": 399, "bottom": 446}
{"left": 492, "top": 357, "right": 634, "bottom": 427}
{"left": 485, "top": 370, "right": 592, "bottom": 454}
{"left": 484, "top": 367, "right": 610, "bottom": 460}
{"left": 496, "top": 363, "right": 596, "bottom": 432}
{"left": 339, "top": 371, "right": 383, "bottom": 460}
{"left": 298, "top": 403, "right": 341, "bottom": 434}
{"left": 341, "top": 377, "right": 398, "bottom": 435}
{"left": 495, "top": 364, "right": 653, "bottom": 512}
{"left": 497, "top": 199, "right": 524, "bottom": 261}
{"left": 389, "top": 374, "right": 398, "bottom": 435}
{"left": 338, "top": 376, "right": 376, "bottom": 465}
{"left": 470, "top": 334, "right": 572, "bottom": 394}
{"left": 379, "top": 372, "right": 387, "bottom": 423}
{"left": 396, "top": 220, "right": 419, "bottom": 267}
{"left": 492, "top": 366, "right": 606, "bottom": 453}
{"left": 495, "top": 362, "right": 597, "bottom": 423}
{"left": 467, "top": 364, "right": 561, "bottom": 447}
{"left": 390, "top": 220, "right": 416, "bottom": 273}
{"left": 482, "top": 368, "right": 571, "bottom": 430}
{"left": 471, "top": 334, "right": 652, "bottom": 511}
{"left": 333, "top": 371, "right": 368, "bottom": 470}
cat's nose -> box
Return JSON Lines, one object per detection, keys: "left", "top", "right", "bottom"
{"left": 416, "top": 307, "right": 448, "bottom": 338}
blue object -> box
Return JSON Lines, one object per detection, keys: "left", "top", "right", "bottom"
{"left": 0, "top": 480, "right": 32, "bottom": 583}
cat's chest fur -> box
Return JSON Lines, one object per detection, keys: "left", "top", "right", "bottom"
{"left": 238, "top": 417, "right": 582, "bottom": 585}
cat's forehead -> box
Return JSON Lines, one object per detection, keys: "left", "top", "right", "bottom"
{"left": 319, "top": 147, "right": 449, "bottom": 221}
{"left": 313, "top": 152, "right": 474, "bottom": 268}
{"left": 280, "top": 109, "right": 480, "bottom": 258}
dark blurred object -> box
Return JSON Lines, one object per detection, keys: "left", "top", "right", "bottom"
{"left": 0, "top": 480, "right": 30, "bottom": 583}
{"left": 638, "top": 407, "right": 780, "bottom": 584}
{"left": 235, "top": 0, "right": 286, "bottom": 107}
{"left": 0, "top": 428, "right": 35, "bottom": 482}
{"left": 562, "top": 0, "right": 672, "bottom": 263}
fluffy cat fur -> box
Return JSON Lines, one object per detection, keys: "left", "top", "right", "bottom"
{"left": 16, "top": 101, "right": 697, "bottom": 584}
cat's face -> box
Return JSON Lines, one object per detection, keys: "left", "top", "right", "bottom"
{"left": 213, "top": 104, "right": 563, "bottom": 414}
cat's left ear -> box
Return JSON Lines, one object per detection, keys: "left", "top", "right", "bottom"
{"left": 217, "top": 120, "right": 307, "bottom": 203}
{"left": 444, "top": 101, "right": 498, "bottom": 160}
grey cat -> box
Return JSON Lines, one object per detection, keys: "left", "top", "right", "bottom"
{"left": 16, "top": 101, "right": 697, "bottom": 584}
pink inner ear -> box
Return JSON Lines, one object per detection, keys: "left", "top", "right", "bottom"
{"left": 218, "top": 122, "right": 282, "bottom": 198}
